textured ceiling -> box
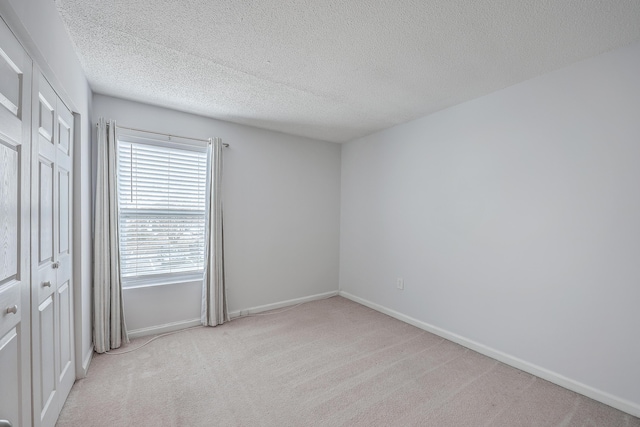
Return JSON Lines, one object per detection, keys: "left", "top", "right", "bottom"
{"left": 55, "top": 0, "right": 640, "bottom": 143}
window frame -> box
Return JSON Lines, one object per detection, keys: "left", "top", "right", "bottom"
{"left": 115, "top": 131, "right": 210, "bottom": 288}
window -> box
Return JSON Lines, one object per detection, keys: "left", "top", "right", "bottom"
{"left": 117, "top": 136, "right": 209, "bottom": 286}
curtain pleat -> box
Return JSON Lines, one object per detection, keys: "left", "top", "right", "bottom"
{"left": 94, "top": 118, "right": 129, "bottom": 353}
{"left": 202, "top": 138, "right": 228, "bottom": 326}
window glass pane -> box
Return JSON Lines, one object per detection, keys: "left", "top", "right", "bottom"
{"left": 117, "top": 140, "right": 208, "bottom": 280}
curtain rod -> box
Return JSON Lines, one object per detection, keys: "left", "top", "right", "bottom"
{"left": 97, "top": 122, "right": 230, "bottom": 147}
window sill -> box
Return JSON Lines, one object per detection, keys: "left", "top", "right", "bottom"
{"left": 122, "top": 275, "right": 203, "bottom": 290}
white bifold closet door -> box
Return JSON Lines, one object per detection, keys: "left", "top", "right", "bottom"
{"left": 0, "top": 16, "right": 33, "bottom": 427}
{"left": 31, "top": 72, "right": 75, "bottom": 427}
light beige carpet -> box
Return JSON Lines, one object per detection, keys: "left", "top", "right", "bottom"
{"left": 57, "top": 296, "right": 639, "bottom": 426}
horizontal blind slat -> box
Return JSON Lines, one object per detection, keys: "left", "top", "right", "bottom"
{"left": 117, "top": 139, "right": 208, "bottom": 279}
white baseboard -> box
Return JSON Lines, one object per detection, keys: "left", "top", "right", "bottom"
{"left": 229, "top": 290, "right": 339, "bottom": 319}
{"left": 127, "top": 318, "right": 202, "bottom": 339}
{"left": 79, "top": 346, "right": 93, "bottom": 378}
{"left": 338, "top": 291, "right": 640, "bottom": 418}
{"left": 127, "top": 291, "right": 339, "bottom": 337}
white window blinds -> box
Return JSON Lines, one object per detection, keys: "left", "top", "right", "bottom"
{"left": 117, "top": 139, "right": 208, "bottom": 281}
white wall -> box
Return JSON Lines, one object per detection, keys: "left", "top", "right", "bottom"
{"left": 340, "top": 41, "right": 640, "bottom": 413}
{"left": 93, "top": 95, "right": 341, "bottom": 333}
{"left": 1, "top": 0, "right": 94, "bottom": 377}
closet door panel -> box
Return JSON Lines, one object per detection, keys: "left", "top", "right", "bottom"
{"left": 58, "top": 170, "right": 70, "bottom": 256}
{"left": 0, "top": 16, "right": 32, "bottom": 427}
{"left": 37, "top": 295, "right": 57, "bottom": 427}
{"left": 0, "top": 283, "right": 21, "bottom": 426}
{"left": 36, "top": 76, "right": 57, "bottom": 273}
{"left": 38, "top": 159, "right": 54, "bottom": 268}
{"left": 0, "top": 141, "right": 18, "bottom": 282}
{"left": 35, "top": 158, "right": 56, "bottom": 315}
{"left": 0, "top": 326, "right": 20, "bottom": 426}
{"left": 57, "top": 280, "right": 73, "bottom": 388}
{"left": 31, "top": 72, "right": 76, "bottom": 427}
{"left": 0, "top": 19, "right": 22, "bottom": 142}
{"left": 31, "top": 73, "right": 61, "bottom": 427}
{"left": 37, "top": 80, "right": 55, "bottom": 149}
{"left": 56, "top": 161, "right": 74, "bottom": 397}
{"left": 32, "top": 154, "right": 58, "bottom": 426}
{"left": 0, "top": 51, "right": 20, "bottom": 117}
{"left": 55, "top": 102, "right": 75, "bottom": 399}
{"left": 57, "top": 104, "right": 71, "bottom": 156}
{"left": 56, "top": 104, "right": 72, "bottom": 281}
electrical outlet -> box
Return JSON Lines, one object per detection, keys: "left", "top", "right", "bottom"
{"left": 396, "top": 278, "right": 404, "bottom": 290}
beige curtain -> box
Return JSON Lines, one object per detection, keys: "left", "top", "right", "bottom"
{"left": 202, "top": 138, "right": 228, "bottom": 326}
{"left": 93, "top": 118, "right": 128, "bottom": 352}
